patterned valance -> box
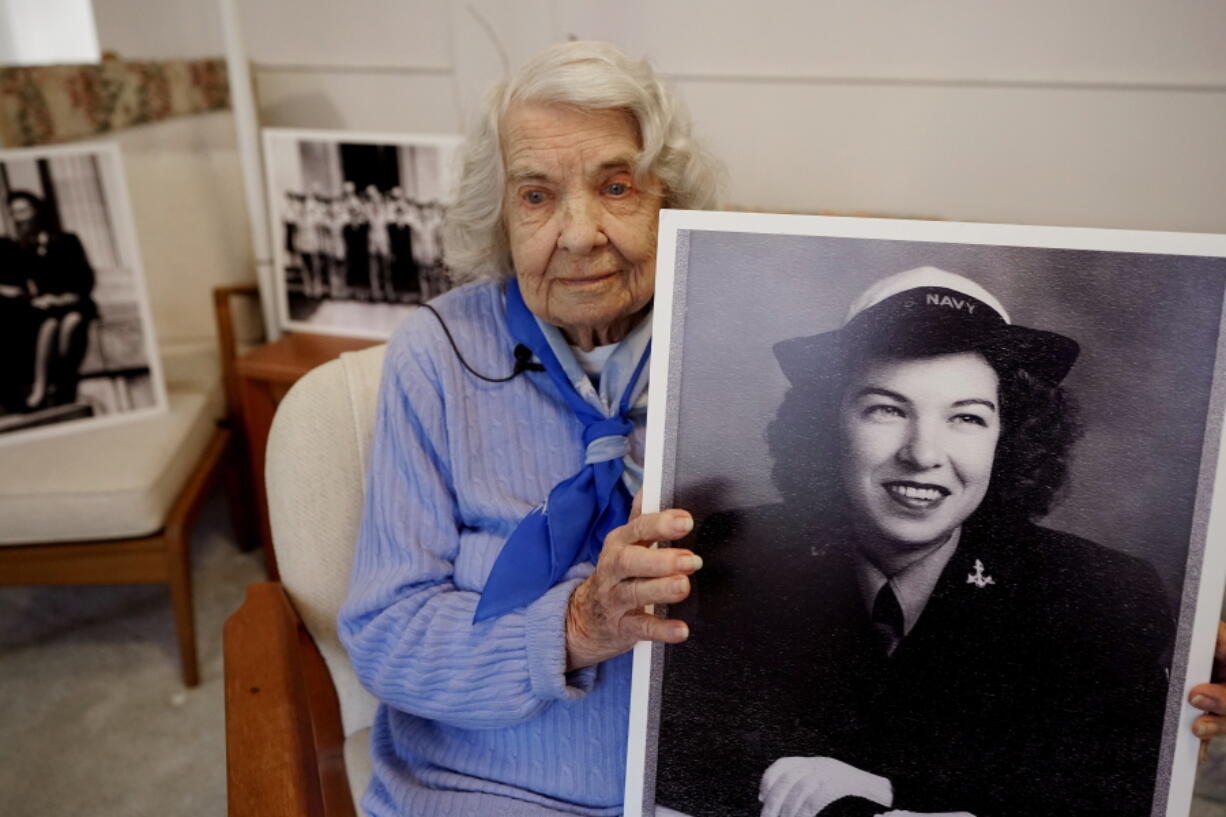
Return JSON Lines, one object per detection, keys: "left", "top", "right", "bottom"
{"left": 0, "top": 57, "right": 230, "bottom": 148}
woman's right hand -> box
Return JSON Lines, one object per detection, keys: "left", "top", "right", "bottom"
{"left": 564, "top": 499, "right": 702, "bottom": 671}
{"left": 759, "top": 756, "right": 893, "bottom": 817}
{"left": 1188, "top": 621, "right": 1226, "bottom": 738}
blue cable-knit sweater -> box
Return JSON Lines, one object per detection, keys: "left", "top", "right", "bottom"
{"left": 338, "top": 280, "right": 634, "bottom": 817}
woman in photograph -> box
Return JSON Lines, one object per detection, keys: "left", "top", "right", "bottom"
{"left": 297, "top": 187, "right": 326, "bottom": 299}
{"left": 0, "top": 234, "right": 34, "bottom": 414}
{"left": 365, "top": 184, "right": 393, "bottom": 302}
{"left": 7, "top": 190, "right": 98, "bottom": 410}
{"left": 386, "top": 188, "right": 419, "bottom": 302}
{"left": 341, "top": 184, "right": 369, "bottom": 301}
{"left": 282, "top": 191, "right": 305, "bottom": 286}
{"left": 414, "top": 200, "right": 448, "bottom": 299}
{"left": 658, "top": 266, "right": 1176, "bottom": 817}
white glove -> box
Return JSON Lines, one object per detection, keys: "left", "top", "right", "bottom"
{"left": 759, "top": 755, "right": 893, "bottom": 817}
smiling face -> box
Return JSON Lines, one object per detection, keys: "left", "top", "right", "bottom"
{"left": 839, "top": 351, "right": 1001, "bottom": 573}
{"left": 501, "top": 102, "right": 663, "bottom": 350}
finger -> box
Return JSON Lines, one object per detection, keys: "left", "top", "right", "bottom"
{"left": 759, "top": 758, "right": 787, "bottom": 798}
{"left": 799, "top": 781, "right": 839, "bottom": 817}
{"left": 1189, "top": 684, "right": 1226, "bottom": 715}
{"left": 759, "top": 779, "right": 782, "bottom": 817}
{"left": 618, "top": 610, "right": 689, "bottom": 644}
{"left": 611, "top": 509, "right": 693, "bottom": 549}
{"left": 616, "top": 574, "right": 691, "bottom": 610}
{"left": 760, "top": 767, "right": 800, "bottom": 817}
{"left": 778, "top": 769, "right": 815, "bottom": 817}
{"left": 630, "top": 490, "right": 643, "bottom": 520}
{"left": 613, "top": 542, "right": 702, "bottom": 582}
{"left": 1193, "top": 712, "right": 1226, "bottom": 739}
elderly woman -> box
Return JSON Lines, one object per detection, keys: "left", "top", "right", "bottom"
{"left": 338, "top": 41, "right": 720, "bottom": 816}
{"left": 657, "top": 267, "right": 1179, "bottom": 817}
{"left": 339, "top": 40, "right": 1226, "bottom": 817}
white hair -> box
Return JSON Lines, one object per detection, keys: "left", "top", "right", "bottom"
{"left": 442, "top": 40, "right": 725, "bottom": 283}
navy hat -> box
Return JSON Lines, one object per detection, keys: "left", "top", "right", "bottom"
{"left": 774, "top": 266, "right": 1080, "bottom": 386}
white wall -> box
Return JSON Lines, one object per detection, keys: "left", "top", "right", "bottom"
{"left": 112, "top": 114, "right": 252, "bottom": 348}
{"left": 93, "top": 0, "right": 221, "bottom": 60}
{"left": 77, "top": 0, "right": 1226, "bottom": 347}
{"left": 244, "top": 0, "right": 1226, "bottom": 234}
{"left": 246, "top": 0, "right": 464, "bottom": 135}
{"left": 0, "top": 0, "right": 99, "bottom": 64}
{"left": 91, "top": 0, "right": 253, "bottom": 349}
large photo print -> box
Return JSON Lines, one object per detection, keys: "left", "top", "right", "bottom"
{"left": 264, "top": 128, "right": 462, "bottom": 338}
{"left": 629, "top": 213, "right": 1226, "bottom": 817}
{"left": 0, "top": 142, "right": 163, "bottom": 445}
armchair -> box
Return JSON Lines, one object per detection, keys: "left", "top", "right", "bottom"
{"left": 0, "top": 284, "right": 261, "bottom": 688}
{"left": 224, "top": 344, "right": 384, "bottom": 816}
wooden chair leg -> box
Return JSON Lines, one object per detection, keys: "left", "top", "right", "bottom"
{"left": 222, "top": 432, "right": 260, "bottom": 552}
{"left": 166, "top": 528, "right": 199, "bottom": 688}
{"left": 162, "top": 428, "right": 231, "bottom": 688}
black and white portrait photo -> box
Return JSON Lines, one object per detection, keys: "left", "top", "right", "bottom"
{"left": 626, "top": 213, "right": 1226, "bottom": 817}
{"left": 263, "top": 128, "right": 462, "bottom": 338}
{"left": 0, "top": 143, "right": 163, "bottom": 446}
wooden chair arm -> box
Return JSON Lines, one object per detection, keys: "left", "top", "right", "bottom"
{"left": 224, "top": 581, "right": 354, "bottom": 817}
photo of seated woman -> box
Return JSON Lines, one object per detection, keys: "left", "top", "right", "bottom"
{"left": 0, "top": 145, "right": 161, "bottom": 443}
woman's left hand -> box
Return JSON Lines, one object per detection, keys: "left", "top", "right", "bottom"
{"left": 1188, "top": 621, "right": 1226, "bottom": 738}
{"left": 563, "top": 500, "right": 700, "bottom": 671}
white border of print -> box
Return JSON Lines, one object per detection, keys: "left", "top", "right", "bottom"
{"left": 262, "top": 127, "right": 463, "bottom": 340}
{"left": 625, "top": 210, "right": 1226, "bottom": 817}
{"left": 0, "top": 140, "right": 166, "bottom": 448}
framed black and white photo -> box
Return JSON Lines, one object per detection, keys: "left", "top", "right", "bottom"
{"left": 0, "top": 142, "right": 164, "bottom": 446}
{"left": 627, "top": 211, "right": 1226, "bottom": 817}
{"left": 263, "top": 128, "right": 463, "bottom": 339}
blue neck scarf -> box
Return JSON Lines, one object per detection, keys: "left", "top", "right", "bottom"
{"left": 473, "top": 279, "right": 651, "bottom": 623}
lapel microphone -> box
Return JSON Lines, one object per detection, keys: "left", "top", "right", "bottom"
{"left": 511, "top": 344, "right": 546, "bottom": 376}
{"left": 421, "top": 303, "right": 544, "bottom": 383}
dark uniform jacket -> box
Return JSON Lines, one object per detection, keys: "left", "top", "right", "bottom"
{"left": 21, "top": 231, "right": 98, "bottom": 320}
{"left": 655, "top": 504, "right": 1175, "bottom": 817}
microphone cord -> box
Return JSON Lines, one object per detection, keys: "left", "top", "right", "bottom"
{"left": 420, "top": 302, "right": 544, "bottom": 383}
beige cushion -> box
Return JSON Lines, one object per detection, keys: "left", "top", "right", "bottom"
{"left": 344, "top": 727, "right": 373, "bottom": 814}
{"left": 265, "top": 344, "right": 385, "bottom": 741}
{"left": 0, "top": 344, "right": 224, "bottom": 546}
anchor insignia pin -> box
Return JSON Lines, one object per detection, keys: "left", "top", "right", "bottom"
{"left": 966, "top": 559, "right": 994, "bottom": 588}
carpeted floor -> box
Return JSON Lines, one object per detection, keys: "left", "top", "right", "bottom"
{"left": 1, "top": 488, "right": 1226, "bottom": 816}
{"left": 0, "top": 489, "right": 262, "bottom": 817}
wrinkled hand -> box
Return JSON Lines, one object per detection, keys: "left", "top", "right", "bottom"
{"left": 564, "top": 496, "right": 701, "bottom": 671}
{"left": 759, "top": 756, "right": 892, "bottom": 817}
{"left": 1189, "top": 620, "right": 1226, "bottom": 738}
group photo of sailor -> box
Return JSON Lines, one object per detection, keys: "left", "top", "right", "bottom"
{"left": 264, "top": 130, "right": 462, "bottom": 337}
